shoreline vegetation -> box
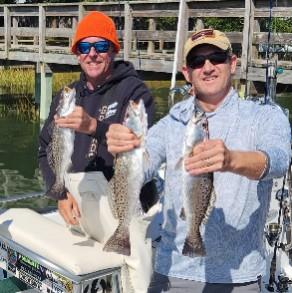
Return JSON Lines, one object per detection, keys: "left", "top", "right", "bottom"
{"left": 0, "top": 68, "right": 291, "bottom": 122}
{"left": 0, "top": 68, "right": 177, "bottom": 122}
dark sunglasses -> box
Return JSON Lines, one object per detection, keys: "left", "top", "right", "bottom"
{"left": 77, "top": 40, "right": 110, "bottom": 54}
{"left": 187, "top": 52, "right": 229, "bottom": 69}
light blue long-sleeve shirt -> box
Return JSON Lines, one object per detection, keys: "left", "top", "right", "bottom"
{"left": 145, "top": 88, "right": 291, "bottom": 283}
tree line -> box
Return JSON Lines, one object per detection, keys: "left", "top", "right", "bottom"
{"left": 0, "top": 0, "right": 290, "bottom": 34}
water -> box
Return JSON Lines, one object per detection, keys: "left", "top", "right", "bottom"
{"left": 0, "top": 86, "right": 292, "bottom": 211}
{"left": 0, "top": 117, "right": 41, "bottom": 193}
{"left": 0, "top": 117, "right": 56, "bottom": 212}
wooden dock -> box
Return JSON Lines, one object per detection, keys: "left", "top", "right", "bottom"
{"left": 0, "top": 1, "right": 290, "bottom": 80}
{"left": 0, "top": 0, "right": 291, "bottom": 119}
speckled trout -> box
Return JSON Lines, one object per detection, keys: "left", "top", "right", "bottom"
{"left": 181, "top": 110, "right": 215, "bottom": 257}
{"left": 103, "top": 99, "right": 147, "bottom": 256}
{"left": 46, "top": 86, "right": 76, "bottom": 197}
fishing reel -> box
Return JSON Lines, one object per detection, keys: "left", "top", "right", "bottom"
{"left": 265, "top": 222, "right": 282, "bottom": 247}
{"left": 168, "top": 83, "right": 192, "bottom": 107}
{"left": 266, "top": 274, "right": 290, "bottom": 292}
{"left": 277, "top": 274, "right": 291, "bottom": 292}
{"left": 266, "top": 173, "right": 292, "bottom": 292}
{"left": 267, "top": 274, "right": 291, "bottom": 292}
{"left": 265, "top": 187, "right": 289, "bottom": 247}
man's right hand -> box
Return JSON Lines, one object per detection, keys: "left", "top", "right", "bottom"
{"left": 106, "top": 124, "right": 140, "bottom": 155}
{"left": 58, "top": 192, "right": 80, "bottom": 225}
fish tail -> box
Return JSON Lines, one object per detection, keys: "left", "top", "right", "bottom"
{"left": 103, "top": 223, "right": 131, "bottom": 256}
{"left": 182, "top": 235, "right": 206, "bottom": 257}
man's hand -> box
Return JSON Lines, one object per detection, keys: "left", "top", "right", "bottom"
{"left": 106, "top": 124, "right": 140, "bottom": 155}
{"left": 55, "top": 106, "right": 97, "bottom": 135}
{"left": 58, "top": 192, "right": 81, "bottom": 225}
{"left": 184, "top": 139, "right": 230, "bottom": 175}
{"left": 184, "top": 139, "right": 267, "bottom": 180}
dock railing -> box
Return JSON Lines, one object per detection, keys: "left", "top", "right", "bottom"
{"left": 0, "top": 1, "right": 290, "bottom": 83}
{"left": 0, "top": 0, "right": 291, "bottom": 118}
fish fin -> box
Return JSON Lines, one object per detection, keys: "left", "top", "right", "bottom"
{"left": 202, "top": 188, "right": 216, "bottom": 225}
{"left": 180, "top": 207, "right": 186, "bottom": 220}
{"left": 103, "top": 223, "right": 131, "bottom": 256}
{"left": 182, "top": 236, "right": 206, "bottom": 257}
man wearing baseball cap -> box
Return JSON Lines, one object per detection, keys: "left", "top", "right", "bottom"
{"left": 106, "top": 28, "right": 291, "bottom": 292}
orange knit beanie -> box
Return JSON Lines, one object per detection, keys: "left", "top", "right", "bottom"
{"left": 71, "top": 11, "right": 120, "bottom": 54}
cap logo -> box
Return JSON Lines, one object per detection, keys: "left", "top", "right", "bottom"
{"left": 191, "top": 29, "right": 215, "bottom": 42}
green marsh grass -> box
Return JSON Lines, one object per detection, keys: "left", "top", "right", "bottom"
{"left": 0, "top": 68, "right": 80, "bottom": 121}
{"left": 0, "top": 68, "right": 196, "bottom": 123}
{"left": 0, "top": 68, "right": 176, "bottom": 122}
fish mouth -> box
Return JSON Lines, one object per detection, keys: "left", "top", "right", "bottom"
{"left": 61, "top": 87, "right": 76, "bottom": 108}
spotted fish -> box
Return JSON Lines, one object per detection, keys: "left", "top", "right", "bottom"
{"left": 180, "top": 110, "right": 215, "bottom": 257}
{"left": 46, "top": 86, "right": 76, "bottom": 197}
{"left": 103, "top": 99, "right": 147, "bottom": 256}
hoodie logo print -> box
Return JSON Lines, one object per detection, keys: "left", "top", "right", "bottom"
{"left": 98, "top": 102, "right": 118, "bottom": 121}
{"left": 87, "top": 102, "right": 119, "bottom": 160}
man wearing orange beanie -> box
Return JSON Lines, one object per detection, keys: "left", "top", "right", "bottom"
{"left": 38, "top": 11, "right": 156, "bottom": 226}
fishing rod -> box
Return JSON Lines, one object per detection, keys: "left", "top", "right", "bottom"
{"left": 263, "top": 1, "right": 292, "bottom": 292}
{"left": 264, "top": 0, "right": 274, "bottom": 104}
{"left": 169, "top": 0, "right": 186, "bottom": 107}
{"left": 263, "top": 0, "right": 284, "bottom": 106}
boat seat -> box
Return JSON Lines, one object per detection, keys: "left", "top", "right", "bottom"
{"left": 0, "top": 208, "right": 124, "bottom": 276}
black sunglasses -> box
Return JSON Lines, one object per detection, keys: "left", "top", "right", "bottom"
{"left": 77, "top": 40, "right": 110, "bottom": 54}
{"left": 187, "top": 52, "right": 229, "bottom": 69}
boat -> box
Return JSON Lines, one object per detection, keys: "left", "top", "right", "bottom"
{"left": 0, "top": 1, "right": 291, "bottom": 292}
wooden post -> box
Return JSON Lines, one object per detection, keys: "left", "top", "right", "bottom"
{"left": 133, "top": 35, "right": 137, "bottom": 51}
{"left": 159, "top": 40, "right": 164, "bottom": 53}
{"left": 252, "top": 20, "right": 260, "bottom": 59}
{"left": 147, "top": 18, "right": 156, "bottom": 55}
{"left": 4, "top": 6, "right": 11, "bottom": 59}
{"left": 39, "top": 5, "right": 46, "bottom": 61}
{"left": 12, "top": 17, "right": 18, "bottom": 45}
{"left": 71, "top": 13, "right": 79, "bottom": 48}
{"left": 78, "top": 4, "right": 85, "bottom": 22}
{"left": 194, "top": 18, "right": 204, "bottom": 32}
{"left": 36, "top": 62, "right": 53, "bottom": 122}
{"left": 124, "top": 2, "right": 133, "bottom": 61}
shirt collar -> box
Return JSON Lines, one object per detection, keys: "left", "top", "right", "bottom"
{"left": 170, "top": 87, "right": 238, "bottom": 124}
